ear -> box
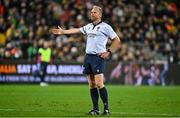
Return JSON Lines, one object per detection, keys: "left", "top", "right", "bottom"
{"left": 99, "top": 12, "right": 102, "bottom": 18}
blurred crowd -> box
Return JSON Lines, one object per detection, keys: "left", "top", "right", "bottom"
{"left": 0, "top": 0, "right": 179, "bottom": 63}
{"left": 110, "top": 62, "right": 169, "bottom": 86}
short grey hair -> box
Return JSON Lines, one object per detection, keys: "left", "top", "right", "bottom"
{"left": 92, "top": 5, "right": 102, "bottom": 17}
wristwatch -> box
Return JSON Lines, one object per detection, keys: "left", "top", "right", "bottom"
{"left": 107, "top": 48, "right": 112, "bottom": 54}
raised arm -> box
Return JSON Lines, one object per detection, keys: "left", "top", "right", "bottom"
{"left": 51, "top": 26, "right": 81, "bottom": 35}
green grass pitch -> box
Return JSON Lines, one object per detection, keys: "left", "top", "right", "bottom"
{"left": 0, "top": 84, "right": 180, "bottom": 117}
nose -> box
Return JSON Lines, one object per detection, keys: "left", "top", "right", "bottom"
{"left": 91, "top": 12, "right": 96, "bottom": 15}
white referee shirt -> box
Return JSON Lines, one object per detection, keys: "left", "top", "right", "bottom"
{"left": 80, "top": 22, "right": 117, "bottom": 54}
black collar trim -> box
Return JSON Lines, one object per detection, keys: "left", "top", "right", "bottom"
{"left": 92, "top": 21, "right": 102, "bottom": 29}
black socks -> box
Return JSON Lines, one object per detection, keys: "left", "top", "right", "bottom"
{"left": 90, "top": 88, "right": 99, "bottom": 111}
{"left": 99, "top": 87, "right": 109, "bottom": 110}
{"left": 90, "top": 87, "right": 109, "bottom": 111}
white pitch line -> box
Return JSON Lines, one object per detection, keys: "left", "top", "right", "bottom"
{"left": 0, "top": 108, "right": 15, "bottom": 111}
{"left": 0, "top": 108, "right": 36, "bottom": 112}
{"left": 112, "top": 111, "right": 180, "bottom": 117}
{"left": 0, "top": 108, "right": 180, "bottom": 117}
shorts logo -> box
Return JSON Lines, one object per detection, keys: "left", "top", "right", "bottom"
{"left": 97, "top": 69, "right": 99, "bottom": 72}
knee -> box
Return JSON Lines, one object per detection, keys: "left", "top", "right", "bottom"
{"left": 96, "top": 82, "right": 104, "bottom": 89}
{"left": 89, "top": 82, "right": 97, "bottom": 89}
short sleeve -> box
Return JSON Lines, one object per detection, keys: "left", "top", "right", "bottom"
{"left": 80, "top": 23, "right": 90, "bottom": 35}
{"left": 80, "top": 26, "right": 86, "bottom": 34}
{"left": 38, "top": 48, "right": 43, "bottom": 54}
{"left": 105, "top": 25, "right": 117, "bottom": 40}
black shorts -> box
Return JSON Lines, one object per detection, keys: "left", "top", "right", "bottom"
{"left": 83, "top": 54, "right": 106, "bottom": 75}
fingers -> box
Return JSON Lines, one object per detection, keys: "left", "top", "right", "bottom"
{"left": 58, "top": 26, "right": 61, "bottom": 29}
{"left": 100, "top": 52, "right": 109, "bottom": 59}
{"left": 51, "top": 29, "right": 59, "bottom": 34}
{"left": 50, "top": 26, "right": 63, "bottom": 35}
{"left": 100, "top": 55, "right": 106, "bottom": 59}
{"left": 51, "top": 26, "right": 64, "bottom": 35}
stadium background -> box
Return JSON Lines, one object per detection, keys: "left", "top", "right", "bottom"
{"left": 0, "top": 0, "right": 179, "bottom": 85}
{"left": 0, "top": 0, "right": 180, "bottom": 117}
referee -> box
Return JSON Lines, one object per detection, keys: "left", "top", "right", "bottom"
{"left": 52, "top": 5, "right": 120, "bottom": 115}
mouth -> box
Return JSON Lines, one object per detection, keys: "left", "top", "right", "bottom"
{"left": 90, "top": 15, "right": 95, "bottom": 19}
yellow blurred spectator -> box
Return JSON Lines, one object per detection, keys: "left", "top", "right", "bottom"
{"left": 0, "top": 33, "right": 6, "bottom": 45}
{"left": 6, "top": 27, "right": 13, "bottom": 39}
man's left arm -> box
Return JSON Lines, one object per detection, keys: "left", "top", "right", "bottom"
{"left": 100, "top": 36, "right": 121, "bottom": 59}
{"left": 108, "top": 36, "right": 121, "bottom": 53}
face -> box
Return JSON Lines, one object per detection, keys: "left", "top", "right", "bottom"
{"left": 43, "top": 41, "right": 49, "bottom": 48}
{"left": 90, "top": 7, "right": 101, "bottom": 21}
